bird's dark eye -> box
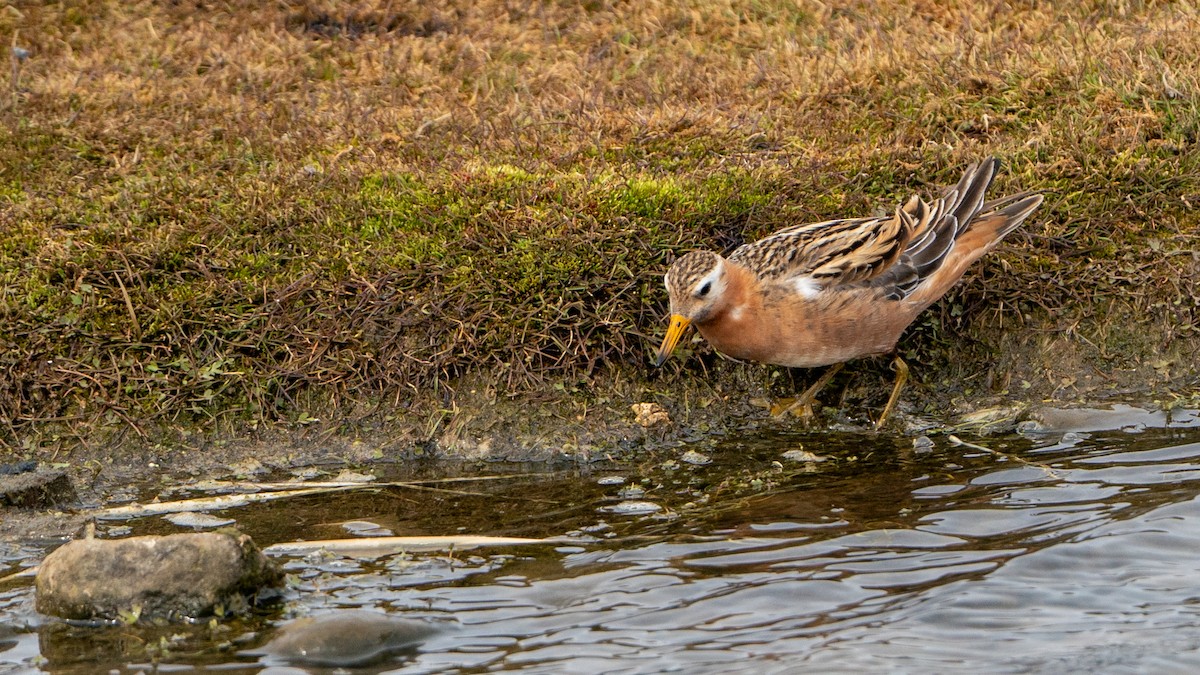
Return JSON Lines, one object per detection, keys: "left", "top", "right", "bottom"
{"left": 697, "top": 281, "right": 712, "bottom": 297}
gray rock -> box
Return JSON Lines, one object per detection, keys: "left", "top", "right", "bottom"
{"left": 35, "top": 532, "right": 282, "bottom": 621}
{"left": 0, "top": 469, "right": 77, "bottom": 509}
{"left": 250, "top": 610, "right": 440, "bottom": 667}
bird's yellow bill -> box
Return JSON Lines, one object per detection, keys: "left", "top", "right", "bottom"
{"left": 654, "top": 314, "right": 691, "bottom": 366}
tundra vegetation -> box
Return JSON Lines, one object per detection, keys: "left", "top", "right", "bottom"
{"left": 2, "top": 0, "right": 1198, "bottom": 460}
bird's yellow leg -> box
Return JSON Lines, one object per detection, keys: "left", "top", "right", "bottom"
{"left": 775, "top": 362, "right": 845, "bottom": 418}
{"left": 875, "top": 356, "right": 909, "bottom": 429}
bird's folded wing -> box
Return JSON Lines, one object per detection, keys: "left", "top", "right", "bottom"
{"left": 729, "top": 210, "right": 914, "bottom": 290}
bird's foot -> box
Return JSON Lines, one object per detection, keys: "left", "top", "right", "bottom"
{"left": 874, "top": 356, "right": 910, "bottom": 429}
{"left": 775, "top": 362, "right": 845, "bottom": 421}
{"left": 770, "top": 397, "right": 816, "bottom": 420}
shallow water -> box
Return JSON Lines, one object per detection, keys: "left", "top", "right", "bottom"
{"left": 5, "top": 406, "right": 1200, "bottom": 673}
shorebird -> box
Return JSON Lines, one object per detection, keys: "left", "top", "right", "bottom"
{"left": 655, "top": 157, "right": 1042, "bottom": 427}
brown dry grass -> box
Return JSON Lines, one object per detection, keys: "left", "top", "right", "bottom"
{"left": 2, "top": 0, "right": 1199, "bottom": 450}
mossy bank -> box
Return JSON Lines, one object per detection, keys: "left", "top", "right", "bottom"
{"left": 3, "top": 1, "right": 1200, "bottom": 466}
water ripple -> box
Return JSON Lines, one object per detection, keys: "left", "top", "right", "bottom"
{"left": 7, "top": 414, "right": 1200, "bottom": 673}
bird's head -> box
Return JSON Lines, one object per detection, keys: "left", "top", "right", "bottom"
{"left": 655, "top": 250, "right": 728, "bottom": 366}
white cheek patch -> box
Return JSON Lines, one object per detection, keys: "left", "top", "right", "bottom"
{"left": 695, "top": 265, "right": 722, "bottom": 296}
{"left": 729, "top": 305, "right": 744, "bottom": 322}
{"left": 792, "top": 276, "right": 822, "bottom": 299}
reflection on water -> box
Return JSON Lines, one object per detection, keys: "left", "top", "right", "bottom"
{"left": 5, "top": 407, "right": 1200, "bottom": 672}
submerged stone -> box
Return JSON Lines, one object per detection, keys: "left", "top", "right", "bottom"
{"left": 164, "top": 511, "right": 237, "bottom": 529}
{"left": 35, "top": 532, "right": 282, "bottom": 621}
{"left": 250, "top": 610, "right": 440, "bottom": 667}
{"left": 1024, "top": 404, "right": 1188, "bottom": 434}
{"left": 782, "top": 449, "right": 828, "bottom": 463}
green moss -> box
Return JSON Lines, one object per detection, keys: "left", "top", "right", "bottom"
{"left": 601, "top": 175, "right": 686, "bottom": 218}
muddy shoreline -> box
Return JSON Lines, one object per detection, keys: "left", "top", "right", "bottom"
{"left": 4, "top": 354, "right": 1195, "bottom": 544}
